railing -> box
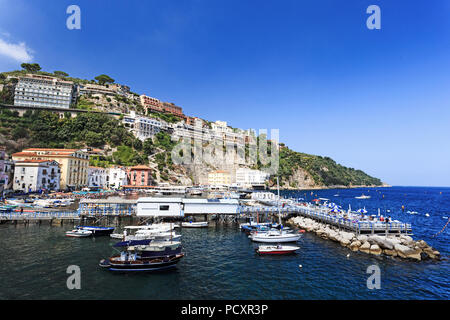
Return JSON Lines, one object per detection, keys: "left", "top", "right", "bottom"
{"left": 0, "top": 211, "right": 80, "bottom": 220}
{"left": 239, "top": 205, "right": 412, "bottom": 234}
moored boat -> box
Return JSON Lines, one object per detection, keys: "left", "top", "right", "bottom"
{"left": 181, "top": 221, "right": 208, "bottom": 228}
{"left": 99, "top": 240, "right": 184, "bottom": 272}
{"left": 66, "top": 229, "right": 92, "bottom": 238}
{"left": 77, "top": 226, "right": 115, "bottom": 236}
{"left": 256, "top": 244, "right": 300, "bottom": 255}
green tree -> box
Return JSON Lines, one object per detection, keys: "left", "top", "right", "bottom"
{"left": 54, "top": 71, "right": 69, "bottom": 77}
{"left": 94, "top": 74, "right": 115, "bottom": 85}
{"left": 21, "top": 63, "right": 41, "bottom": 73}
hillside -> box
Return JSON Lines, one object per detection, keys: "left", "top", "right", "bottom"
{"left": 0, "top": 66, "right": 384, "bottom": 188}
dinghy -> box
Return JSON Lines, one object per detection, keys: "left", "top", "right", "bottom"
{"left": 256, "top": 244, "right": 300, "bottom": 255}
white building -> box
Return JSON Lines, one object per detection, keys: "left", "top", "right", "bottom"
{"left": 210, "top": 120, "right": 245, "bottom": 146}
{"left": 171, "top": 121, "right": 213, "bottom": 143}
{"left": 235, "top": 168, "right": 269, "bottom": 188}
{"left": 107, "top": 166, "right": 128, "bottom": 189}
{"left": 122, "top": 111, "right": 167, "bottom": 141}
{"left": 14, "top": 74, "right": 74, "bottom": 109}
{"left": 13, "top": 160, "right": 60, "bottom": 192}
{"left": 88, "top": 166, "right": 107, "bottom": 189}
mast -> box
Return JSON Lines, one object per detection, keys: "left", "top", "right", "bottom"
{"left": 277, "top": 177, "right": 282, "bottom": 228}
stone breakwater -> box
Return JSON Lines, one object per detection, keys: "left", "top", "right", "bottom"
{"left": 288, "top": 216, "right": 441, "bottom": 261}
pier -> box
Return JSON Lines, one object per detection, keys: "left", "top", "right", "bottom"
{"left": 239, "top": 205, "right": 412, "bottom": 235}
{"left": 0, "top": 211, "right": 80, "bottom": 225}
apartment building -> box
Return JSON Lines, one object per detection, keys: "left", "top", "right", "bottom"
{"left": 211, "top": 121, "right": 245, "bottom": 147}
{"left": 13, "top": 160, "right": 60, "bottom": 192}
{"left": 208, "top": 170, "right": 232, "bottom": 186}
{"left": 13, "top": 74, "right": 75, "bottom": 109}
{"left": 122, "top": 111, "right": 168, "bottom": 141}
{"left": 12, "top": 148, "right": 89, "bottom": 190}
{"left": 235, "top": 168, "right": 269, "bottom": 188}
{"left": 0, "top": 147, "right": 14, "bottom": 196}
{"left": 126, "top": 165, "right": 152, "bottom": 187}
{"left": 107, "top": 166, "right": 128, "bottom": 189}
{"left": 88, "top": 166, "right": 107, "bottom": 189}
{"left": 140, "top": 95, "right": 164, "bottom": 113}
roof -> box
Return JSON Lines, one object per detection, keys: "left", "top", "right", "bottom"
{"left": 15, "top": 159, "right": 59, "bottom": 165}
{"left": 128, "top": 165, "right": 151, "bottom": 170}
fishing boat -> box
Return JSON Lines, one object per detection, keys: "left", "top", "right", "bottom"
{"left": 355, "top": 194, "right": 371, "bottom": 199}
{"left": 256, "top": 244, "right": 300, "bottom": 255}
{"left": 99, "top": 240, "right": 184, "bottom": 272}
{"left": 181, "top": 221, "right": 208, "bottom": 228}
{"left": 66, "top": 229, "right": 92, "bottom": 238}
{"left": 77, "top": 226, "right": 115, "bottom": 236}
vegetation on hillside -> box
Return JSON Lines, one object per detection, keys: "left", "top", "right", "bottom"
{"left": 276, "top": 146, "right": 382, "bottom": 187}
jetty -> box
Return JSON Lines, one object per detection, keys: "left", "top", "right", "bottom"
{"left": 0, "top": 211, "right": 80, "bottom": 225}
{"left": 240, "top": 205, "right": 412, "bottom": 235}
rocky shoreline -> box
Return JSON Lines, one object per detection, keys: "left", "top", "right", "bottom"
{"left": 288, "top": 216, "right": 441, "bottom": 261}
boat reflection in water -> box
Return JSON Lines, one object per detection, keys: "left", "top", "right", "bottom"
{"left": 99, "top": 240, "right": 184, "bottom": 272}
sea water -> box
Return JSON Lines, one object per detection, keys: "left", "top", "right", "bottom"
{"left": 0, "top": 186, "right": 448, "bottom": 299}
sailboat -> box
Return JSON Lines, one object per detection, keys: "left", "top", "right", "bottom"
{"left": 251, "top": 177, "right": 301, "bottom": 244}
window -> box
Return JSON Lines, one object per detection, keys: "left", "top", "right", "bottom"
{"left": 160, "top": 205, "right": 170, "bottom": 211}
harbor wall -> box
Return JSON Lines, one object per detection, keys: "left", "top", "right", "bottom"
{"left": 287, "top": 216, "right": 441, "bottom": 261}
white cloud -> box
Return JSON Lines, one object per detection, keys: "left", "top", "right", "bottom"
{"left": 0, "top": 37, "right": 33, "bottom": 62}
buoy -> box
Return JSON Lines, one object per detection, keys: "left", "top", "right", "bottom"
{"left": 425, "top": 213, "right": 430, "bottom": 217}
{"left": 346, "top": 254, "right": 350, "bottom": 258}
{"left": 298, "top": 265, "right": 302, "bottom": 268}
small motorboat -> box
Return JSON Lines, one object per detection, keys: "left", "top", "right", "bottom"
{"left": 256, "top": 244, "right": 300, "bottom": 255}
{"left": 250, "top": 230, "right": 302, "bottom": 243}
{"left": 66, "top": 229, "right": 92, "bottom": 238}
{"left": 181, "top": 221, "right": 208, "bottom": 228}
{"left": 355, "top": 194, "right": 371, "bottom": 199}
{"left": 77, "top": 226, "right": 115, "bottom": 236}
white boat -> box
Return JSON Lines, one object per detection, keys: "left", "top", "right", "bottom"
{"left": 181, "top": 221, "right": 209, "bottom": 228}
{"left": 250, "top": 230, "right": 301, "bottom": 243}
{"left": 256, "top": 244, "right": 300, "bottom": 255}
{"left": 355, "top": 194, "right": 371, "bottom": 199}
{"left": 250, "top": 177, "right": 301, "bottom": 243}
{"left": 66, "top": 229, "right": 92, "bottom": 238}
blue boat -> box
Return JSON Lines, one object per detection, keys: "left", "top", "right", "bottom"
{"left": 76, "top": 226, "right": 115, "bottom": 236}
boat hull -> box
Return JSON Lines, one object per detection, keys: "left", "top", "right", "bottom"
{"left": 99, "top": 253, "right": 184, "bottom": 272}
{"left": 77, "top": 226, "right": 115, "bottom": 236}
{"left": 251, "top": 234, "right": 301, "bottom": 243}
{"left": 181, "top": 222, "right": 208, "bottom": 228}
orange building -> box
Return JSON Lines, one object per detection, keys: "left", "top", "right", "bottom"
{"left": 126, "top": 165, "right": 152, "bottom": 187}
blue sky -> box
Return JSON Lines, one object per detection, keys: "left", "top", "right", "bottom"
{"left": 0, "top": 0, "right": 449, "bottom": 186}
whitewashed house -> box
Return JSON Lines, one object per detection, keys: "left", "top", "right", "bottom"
{"left": 13, "top": 160, "right": 60, "bottom": 192}
{"left": 107, "top": 166, "right": 128, "bottom": 189}
{"left": 88, "top": 166, "right": 107, "bottom": 189}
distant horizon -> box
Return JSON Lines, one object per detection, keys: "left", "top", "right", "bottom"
{"left": 0, "top": 0, "right": 449, "bottom": 186}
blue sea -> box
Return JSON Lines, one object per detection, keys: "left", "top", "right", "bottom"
{"left": 0, "top": 186, "right": 448, "bottom": 299}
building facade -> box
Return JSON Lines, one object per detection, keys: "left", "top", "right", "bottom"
{"left": 12, "top": 148, "right": 89, "bottom": 190}
{"left": 88, "top": 166, "right": 107, "bottom": 189}
{"left": 126, "top": 165, "right": 152, "bottom": 187}
{"left": 235, "top": 168, "right": 269, "bottom": 188}
{"left": 140, "top": 95, "right": 164, "bottom": 113}
{"left": 122, "top": 111, "right": 168, "bottom": 141}
{"left": 208, "top": 170, "right": 232, "bottom": 186}
{"left": 13, "top": 160, "right": 60, "bottom": 192}
{"left": 107, "top": 166, "right": 128, "bottom": 189}
{"left": 0, "top": 147, "right": 14, "bottom": 197}
{"left": 14, "top": 74, "right": 75, "bottom": 109}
